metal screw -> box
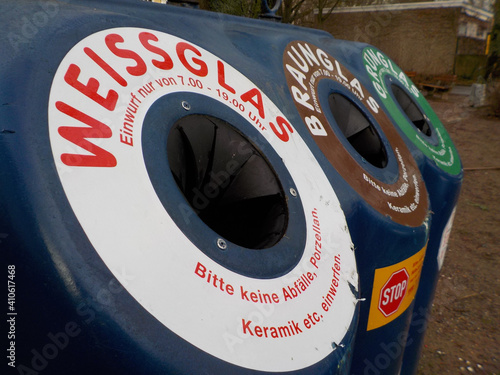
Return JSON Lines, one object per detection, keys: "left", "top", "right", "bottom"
{"left": 181, "top": 101, "right": 191, "bottom": 111}
{"left": 289, "top": 188, "right": 297, "bottom": 197}
{"left": 217, "top": 238, "right": 227, "bottom": 250}
{"left": 332, "top": 342, "right": 345, "bottom": 349}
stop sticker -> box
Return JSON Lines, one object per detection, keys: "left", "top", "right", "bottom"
{"left": 367, "top": 246, "right": 426, "bottom": 331}
{"left": 378, "top": 268, "right": 409, "bottom": 317}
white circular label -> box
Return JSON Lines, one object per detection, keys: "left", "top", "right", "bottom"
{"left": 48, "top": 27, "right": 358, "bottom": 371}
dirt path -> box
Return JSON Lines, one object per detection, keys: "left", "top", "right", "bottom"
{"left": 417, "top": 94, "right": 500, "bottom": 374}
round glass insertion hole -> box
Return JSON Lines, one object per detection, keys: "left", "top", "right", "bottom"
{"left": 391, "top": 84, "right": 432, "bottom": 137}
{"left": 328, "top": 93, "right": 388, "bottom": 168}
{"left": 167, "top": 114, "right": 288, "bottom": 250}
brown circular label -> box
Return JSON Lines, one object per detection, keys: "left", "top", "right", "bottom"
{"left": 283, "top": 41, "right": 428, "bottom": 227}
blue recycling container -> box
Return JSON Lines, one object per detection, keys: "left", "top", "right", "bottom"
{"left": 281, "top": 39, "right": 432, "bottom": 375}
{"left": 1, "top": 1, "right": 365, "bottom": 374}
{"left": 2, "top": 2, "right": 456, "bottom": 374}
{"left": 359, "top": 47, "right": 463, "bottom": 375}
{"left": 317, "top": 39, "right": 463, "bottom": 374}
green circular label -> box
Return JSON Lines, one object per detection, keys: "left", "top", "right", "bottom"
{"left": 363, "top": 47, "right": 461, "bottom": 176}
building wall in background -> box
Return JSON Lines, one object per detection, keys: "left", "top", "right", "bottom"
{"left": 321, "top": 2, "right": 493, "bottom": 77}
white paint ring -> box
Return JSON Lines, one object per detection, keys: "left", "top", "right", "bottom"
{"left": 48, "top": 27, "right": 358, "bottom": 372}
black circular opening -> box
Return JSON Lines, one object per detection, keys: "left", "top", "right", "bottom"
{"left": 391, "top": 84, "right": 432, "bottom": 137}
{"left": 167, "top": 114, "right": 288, "bottom": 250}
{"left": 328, "top": 93, "right": 388, "bottom": 168}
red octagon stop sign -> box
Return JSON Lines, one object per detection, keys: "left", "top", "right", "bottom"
{"left": 378, "top": 268, "right": 409, "bottom": 317}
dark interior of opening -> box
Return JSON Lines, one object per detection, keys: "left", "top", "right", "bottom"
{"left": 167, "top": 114, "right": 288, "bottom": 250}
{"left": 328, "top": 93, "right": 388, "bottom": 168}
{"left": 391, "top": 84, "right": 432, "bottom": 137}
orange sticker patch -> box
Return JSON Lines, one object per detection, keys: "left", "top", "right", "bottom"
{"left": 367, "top": 246, "right": 426, "bottom": 331}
